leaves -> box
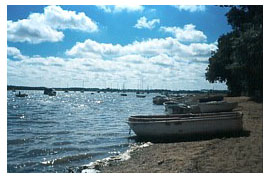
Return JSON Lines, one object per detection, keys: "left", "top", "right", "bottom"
{"left": 206, "top": 5, "right": 263, "bottom": 97}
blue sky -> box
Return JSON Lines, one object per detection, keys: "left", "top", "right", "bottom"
{"left": 7, "top": 5, "right": 232, "bottom": 90}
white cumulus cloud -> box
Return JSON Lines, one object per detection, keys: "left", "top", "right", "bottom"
{"left": 97, "top": 5, "right": 144, "bottom": 13}
{"left": 7, "top": 46, "right": 22, "bottom": 57}
{"left": 134, "top": 16, "right": 160, "bottom": 30}
{"left": 7, "top": 5, "right": 98, "bottom": 44}
{"left": 173, "top": 5, "right": 206, "bottom": 12}
{"left": 43, "top": 6, "right": 98, "bottom": 32}
{"left": 7, "top": 46, "right": 28, "bottom": 60}
{"left": 160, "top": 24, "right": 207, "bottom": 42}
{"left": 66, "top": 37, "right": 216, "bottom": 60}
{"left": 7, "top": 19, "right": 64, "bottom": 44}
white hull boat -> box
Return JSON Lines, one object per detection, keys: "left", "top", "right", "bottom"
{"left": 199, "top": 101, "right": 238, "bottom": 113}
{"left": 136, "top": 94, "right": 146, "bottom": 98}
{"left": 163, "top": 101, "right": 190, "bottom": 114}
{"left": 128, "top": 112, "right": 243, "bottom": 138}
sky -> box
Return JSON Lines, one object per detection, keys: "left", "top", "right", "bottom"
{"left": 7, "top": 5, "right": 232, "bottom": 90}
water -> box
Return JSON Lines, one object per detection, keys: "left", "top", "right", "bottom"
{"left": 7, "top": 90, "right": 164, "bottom": 172}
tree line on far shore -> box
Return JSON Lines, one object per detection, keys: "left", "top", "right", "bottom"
{"left": 206, "top": 5, "right": 263, "bottom": 101}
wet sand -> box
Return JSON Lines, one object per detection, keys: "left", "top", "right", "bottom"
{"left": 99, "top": 96, "right": 263, "bottom": 173}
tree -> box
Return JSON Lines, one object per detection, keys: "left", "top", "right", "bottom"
{"left": 206, "top": 6, "right": 263, "bottom": 99}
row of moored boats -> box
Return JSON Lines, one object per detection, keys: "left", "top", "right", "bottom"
{"left": 15, "top": 88, "right": 57, "bottom": 97}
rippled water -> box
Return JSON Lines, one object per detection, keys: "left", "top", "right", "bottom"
{"left": 7, "top": 90, "right": 164, "bottom": 172}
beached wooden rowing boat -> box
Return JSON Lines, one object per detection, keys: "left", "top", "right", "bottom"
{"left": 199, "top": 96, "right": 224, "bottom": 103}
{"left": 128, "top": 111, "right": 243, "bottom": 138}
{"left": 198, "top": 101, "right": 238, "bottom": 113}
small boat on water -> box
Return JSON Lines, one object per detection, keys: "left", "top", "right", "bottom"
{"left": 81, "top": 81, "right": 85, "bottom": 93}
{"left": 128, "top": 111, "right": 243, "bottom": 138}
{"left": 120, "top": 83, "right": 127, "bottom": 96}
{"left": 198, "top": 101, "right": 238, "bottom": 113}
{"left": 49, "top": 91, "right": 56, "bottom": 96}
{"left": 44, "top": 88, "right": 56, "bottom": 96}
{"left": 15, "top": 91, "right": 28, "bottom": 97}
{"left": 136, "top": 94, "right": 146, "bottom": 98}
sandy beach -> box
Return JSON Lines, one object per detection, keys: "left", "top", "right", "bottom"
{"left": 99, "top": 96, "right": 263, "bottom": 173}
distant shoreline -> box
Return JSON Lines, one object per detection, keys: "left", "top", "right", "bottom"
{"left": 7, "top": 85, "right": 228, "bottom": 94}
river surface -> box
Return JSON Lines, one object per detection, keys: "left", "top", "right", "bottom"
{"left": 7, "top": 90, "right": 164, "bottom": 172}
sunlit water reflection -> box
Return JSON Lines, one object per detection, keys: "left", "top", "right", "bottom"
{"left": 7, "top": 91, "right": 164, "bottom": 172}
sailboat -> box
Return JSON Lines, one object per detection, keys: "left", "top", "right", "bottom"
{"left": 15, "top": 91, "right": 28, "bottom": 97}
{"left": 80, "top": 80, "right": 84, "bottom": 93}
{"left": 120, "top": 83, "right": 127, "bottom": 96}
{"left": 136, "top": 78, "right": 146, "bottom": 98}
{"left": 64, "top": 83, "right": 69, "bottom": 93}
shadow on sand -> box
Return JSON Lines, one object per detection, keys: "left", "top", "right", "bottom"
{"left": 129, "top": 130, "right": 251, "bottom": 143}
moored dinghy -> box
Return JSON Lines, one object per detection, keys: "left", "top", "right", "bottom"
{"left": 136, "top": 94, "right": 146, "bottom": 98}
{"left": 15, "top": 91, "right": 28, "bottom": 97}
{"left": 44, "top": 88, "right": 56, "bottom": 96}
{"left": 128, "top": 111, "right": 243, "bottom": 138}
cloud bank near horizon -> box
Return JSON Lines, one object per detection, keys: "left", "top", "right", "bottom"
{"left": 7, "top": 5, "right": 227, "bottom": 90}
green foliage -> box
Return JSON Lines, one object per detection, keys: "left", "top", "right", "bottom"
{"left": 206, "top": 6, "right": 263, "bottom": 98}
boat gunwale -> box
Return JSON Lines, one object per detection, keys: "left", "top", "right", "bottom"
{"left": 199, "top": 101, "right": 238, "bottom": 106}
{"left": 128, "top": 114, "right": 243, "bottom": 124}
{"left": 129, "top": 111, "right": 242, "bottom": 119}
